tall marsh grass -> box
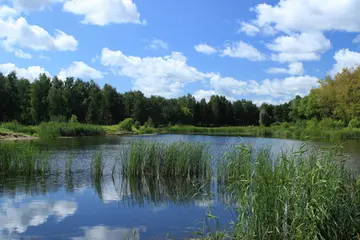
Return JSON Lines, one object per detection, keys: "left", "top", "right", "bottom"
{"left": 120, "top": 141, "right": 211, "bottom": 181}
{"left": 38, "top": 122, "right": 105, "bottom": 139}
{"left": 217, "top": 144, "right": 360, "bottom": 240}
{"left": 0, "top": 121, "right": 37, "bottom": 136}
{"left": 0, "top": 142, "right": 47, "bottom": 176}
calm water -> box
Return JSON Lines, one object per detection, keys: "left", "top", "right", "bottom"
{"left": 1, "top": 134, "right": 360, "bottom": 239}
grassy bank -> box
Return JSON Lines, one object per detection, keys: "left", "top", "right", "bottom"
{"left": 164, "top": 123, "right": 360, "bottom": 141}
{"left": 38, "top": 122, "right": 105, "bottom": 139}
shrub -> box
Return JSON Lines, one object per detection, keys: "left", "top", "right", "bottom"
{"left": 69, "top": 115, "right": 79, "bottom": 123}
{"left": 348, "top": 118, "right": 360, "bottom": 128}
{"left": 119, "top": 118, "right": 134, "bottom": 132}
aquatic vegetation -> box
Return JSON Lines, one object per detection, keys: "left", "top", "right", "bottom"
{"left": 120, "top": 141, "right": 211, "bottom": 181}
{"left": 120, "top": 175, "right": 211, "bottom": 206}
{"left": 38, "top": 122, "right": 105, "bottom": 139}
{"left": 0, "top": 142, "right": 47, "bottom": 176}
{"left": 91, "top": 151, "right": 105, "bottom": 181}
{"left": 217, "top": 144, "right": 360, "bottom": 240}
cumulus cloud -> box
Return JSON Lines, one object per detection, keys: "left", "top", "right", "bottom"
{"left": 205, "top": 73, "right": 318, "bottom": 100}
{"left": 0, "top": 200, "right": 77, "bottom": 234}
{"left": 267, "top": 62, "right": 304, "bottom": 75}
{"left": 0, "top": 17, "right": 78, "bottom": 52}
{"left": 100, "top": 48, "right": 209, "bottom": 98}
{"left": 63, "top": 0, "right": 144, "bottom": 26}
{"left": 58, "top": 61, "right": 104, "bottom": 80}
{"left": 148, "top": 38, "right": 168, "bottom": 50}
{"left": 0, "top": 63, "right": 49, "bottom": 81}
{"left": 330, "top": 49, "right": 360, "bottom": 77}
{"left": 0, "top": 5, "right": 18, "bottom": 19}
{"left": 249, "top": 75, "right": 319, "bottom": 98}
{"left": 193, "top": 89, "right": 217, "bottom": 102}
{"left": 267, "top": 32, "right": 331, "bottom": 62}
{"left": 194, "top": 43, "right": 217, "bottom": 55}
{"left": 221, "top": 41, "right": 265, "bottom": 61}
{"left": 253, "top": 0, "right": 360, "bottom": 33}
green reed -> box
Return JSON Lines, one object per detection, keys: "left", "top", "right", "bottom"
{"left": 0, "top": 142, "right": 46, "bottom": 176}
{"left": 38, "top": 122, "right": 105, "bottom": 139}
{"left": 91, "top": 151, "right": 105, "bottom": 181}
{"left": 216, "top": 144, "right": 360, "bottom": 240}
{"left": 120, "top": 141, "right": 211, "bottom": 181}
{"left": 120, "top": 175, "right": 211, "bottom": 206}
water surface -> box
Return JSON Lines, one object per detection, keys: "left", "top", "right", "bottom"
{"left": 2, "top": 134, "right": 360, "bottom": 239}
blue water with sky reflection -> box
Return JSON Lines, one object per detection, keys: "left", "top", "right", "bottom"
{"left": 1, "top": 135, "right": 360, "bottom": 239}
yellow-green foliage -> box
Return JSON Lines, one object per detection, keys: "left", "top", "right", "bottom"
{"left": 118, "top": 118, "right": 135, "bottom": 132}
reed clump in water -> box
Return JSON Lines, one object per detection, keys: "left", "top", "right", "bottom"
{"left": 0, "top": 142, "right": 48, "bottom": 176}
{"left": 120, "top": 141, "right": 211, "bottom": 181}
{"left": 216, "top": 144, "right": 360, "bottom": 240}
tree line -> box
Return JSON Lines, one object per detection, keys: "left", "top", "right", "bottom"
{"left": 0, "top": 67, "right": 358, "bottom": 127}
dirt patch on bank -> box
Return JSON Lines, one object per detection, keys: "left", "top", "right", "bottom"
{"left": 0, "top": 132, "right": 38, "bottom": 141}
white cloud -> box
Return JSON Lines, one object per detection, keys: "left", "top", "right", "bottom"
{"left": 194, "top": 43, "right": 217, "bottom": 55}
{"left": 267, "top": 62, "right": 304, "bottom": 75}
{"left": 58, "top": 61, "right": 104, "bottom": 80}
{"left": 100, "top": 48, "right": 209, "bottom": 98}
{"left": 11, "top": 0, "right": 64, "bottom": 12}
{"left": 14, "top": 49, "right": 32, "bottom": 59}
{"left": 0, "top": 17, "right": 78, "bottom": 51}
{"left": 193, "top": 89, "right": 217, "bottom": 102}
{"left": 0, "top": 200, "right": 77, "bottom": 234}
{"left": 148, "top": 38, "right": 168, "bottom": 50}
{"left": 63, "top": 0, "right": 144, "bottom": 26}
{"left": 253, "top": 98, "right": 291, "bottom": 106}
{"left": 249, "top": 75, "right": 319, "bottom": 98}
{"left": 203, "top": 73, "right": 318, "bottom": 101}
{"left": 267, "top": 32, "right": 331, "bottom": 62}
{"left": 0, "top": 63, "right": 49, "bottom": 81}
{"left": 0, "top": 5, "right": 18, "bottom": 19}
{"left": 239, "top": 22, "right": 260, "bottom": 36}
{"left": 253, "top": 0, "right": 360, "bottom": 33}
{"left": 353, "top": 34, "right": 360, "bottom": 44}
{"left": 210, "top": 74, "right": 248, "bottom": 96}
{"left": 221, "top": 41, "right": 265, "bottom": 61}
{"left": 72, "top": 226, "right": 146, "bottom": 240}
{"left": 330, "top": 49, "right": 360, "bottom": 76}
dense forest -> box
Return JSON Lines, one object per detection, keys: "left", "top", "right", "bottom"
{"left": 0, "top": 67, "right": 359, "bottom": 127}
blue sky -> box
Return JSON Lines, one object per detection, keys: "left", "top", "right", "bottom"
{"left": 1, "top": 0, "right": 360, "bottom": 105}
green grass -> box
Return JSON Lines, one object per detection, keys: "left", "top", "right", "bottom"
{"left": 0, "top": 141, "right": 47, "bottom": 176}
{"left": 0, "top": 122, "right": 38, "bottom": 136}
{"left": 120, "top": 141, "right": 211, "bottom": 181}
{"left": 164, "top": 124, "right": 360, "bottom": 141}
{"left": 38, "top": 122, "right": 105, "bottom": 139}
{"left": 215, "top": 144, "right": 360, "bottom": 240}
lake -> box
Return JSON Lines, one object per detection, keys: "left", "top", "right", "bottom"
{"left": 1, "top": 134, "right": 360, "bottom": 239}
